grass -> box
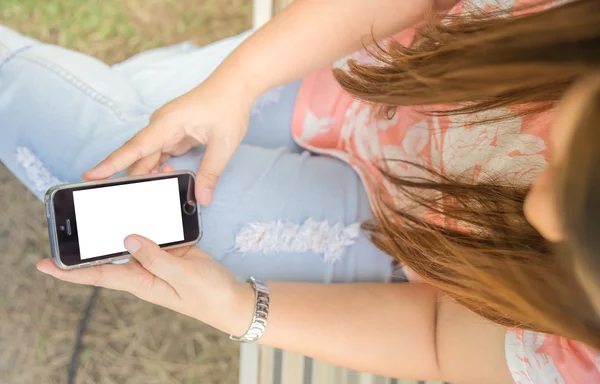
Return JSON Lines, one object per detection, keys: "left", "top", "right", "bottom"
{"left": 0, "top": 1, "right": 252, "bottom": 382}
{"left": 1, "top": 0, "right": 253, "bottom": 63}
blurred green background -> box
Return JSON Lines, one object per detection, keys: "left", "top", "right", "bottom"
{"left": 1, "top": 0, "right": 252, "bottom": 63}
{"left": 0, "top": 1, "right": 252, "bottom": 383}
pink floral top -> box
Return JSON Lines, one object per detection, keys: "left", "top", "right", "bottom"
{"left": 290, "top": 0, "right": 600, "bottom": 382}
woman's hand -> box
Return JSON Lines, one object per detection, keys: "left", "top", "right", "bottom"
{"left": 83, "top": 77, "right": 255, "bottom": 206}
{"left": 36, "top": 235, "right": 255, "bottom": 337}
{"left": 82, "top": 0, "right": 436, "bottom": 207}
{"left": 35, "top": 239, "right": 508, "bottom": 383}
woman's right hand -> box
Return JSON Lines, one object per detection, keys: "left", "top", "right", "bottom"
{"left": 84, "top": 77, "right": 255, "bottom": 206}
{"left": 36, "top": 235, "right": 256, "bottom": 338}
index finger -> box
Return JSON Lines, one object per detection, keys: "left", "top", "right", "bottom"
{"left": 83, "top": 123, "right": 166, "bottom": 180}
{"left": 35, "top": 258, "right": 176, "bottom": 303}
{"left": 195, "top": 135, "right": 239, "bottom": 205}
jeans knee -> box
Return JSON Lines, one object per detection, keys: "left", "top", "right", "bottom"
{"left": 232, "top": 219, "right": 362, "bottom": 263}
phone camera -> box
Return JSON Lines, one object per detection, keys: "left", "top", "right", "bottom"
{"left": 58, "top": 219, "right": 72, "bottom": 235}
{"left": 183, "top": 201, "right": 197, "bottom": 215}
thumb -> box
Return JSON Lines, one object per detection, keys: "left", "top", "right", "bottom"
{"left": 124, "top": 235, "right": 184, "bottom": 282}
{"left": 196, "top": 135, "right": 238, "bottom": 206}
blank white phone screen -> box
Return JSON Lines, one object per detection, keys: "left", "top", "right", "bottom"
{"left": 73, "top": 178, "right": 184, "bottom": 260}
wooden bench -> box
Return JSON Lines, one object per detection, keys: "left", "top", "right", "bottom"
{"left": 240, "top": 2, "right": 449, "bottom": 383}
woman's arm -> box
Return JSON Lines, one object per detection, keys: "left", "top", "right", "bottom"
{"left": 211, "top": 0, "right": 455, "bottom": 96}
{"left": 232, "top": 282, "right": 513, "bottom": 383}
{"left": 85, "top": 0, "right": 460, "bottom": 200}
{"left": 38, "top": 241, "right": 512, "bottom": 383}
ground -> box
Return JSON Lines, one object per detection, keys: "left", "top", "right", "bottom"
{"left": 0, "top": 1, "right": 252, "bottom": 383}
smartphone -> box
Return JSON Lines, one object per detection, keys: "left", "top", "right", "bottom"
{"left": 44, "top": 171, "right": 202, "bottom": 270}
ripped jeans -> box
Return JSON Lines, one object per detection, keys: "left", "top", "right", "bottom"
{"left": 0, "top": 25, "right": 395, "bottom": 283}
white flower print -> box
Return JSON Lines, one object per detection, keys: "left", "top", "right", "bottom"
{"left": 401, "top": 120, "right": 429, "bottom": 156}
{"left": 468, "top": 0, "right": 517, "bottom": 13}
{"left": 382, "top": 121, "right": 429, "bottom": 179}
{"left": 353, "top": 108, "right": 382, "bottom": 159}
{"left": 505, "top": 331, "right": 565, "bottom": 384}
{"left": 345, "top": 102, "right": 399, "bottom": 161}
{"left": 440, "top": 109, "right": 547, "bottom": 185}
{"left": 300, "top": 109, "right": 335, "bottom": 142}
{"left": 381, "top": 144, "right": 433, "bottom": 211}
{"left": 339, "top": 100, "right": 362, "bottom": 143}
{"left": 333, "top": 47, "right": 380, "bottom": 71}
{"left": 376, "top": 121, "right": 433, "bottom": 211}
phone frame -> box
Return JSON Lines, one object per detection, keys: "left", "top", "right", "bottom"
{"left": 44, "top": 171, "right": 203, "bottom": 270}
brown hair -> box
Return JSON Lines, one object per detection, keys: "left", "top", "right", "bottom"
{"left": 336, "top": 0, "right": 600, "bottom": 119}
{"left": 334, "top": 0, "right": 600, "bottom": 349}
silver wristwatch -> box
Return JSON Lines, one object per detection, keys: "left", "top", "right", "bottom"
{"left": 229, "top": 277, "right": 270, "bottom": 343}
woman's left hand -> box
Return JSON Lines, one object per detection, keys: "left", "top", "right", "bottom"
{"left": 36, "top": 235, "right": 254, "bottom": 337}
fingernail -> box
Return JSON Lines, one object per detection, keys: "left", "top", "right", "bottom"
{"left": 199, "top": 188, "right": 212, "bottom": 206}
{"left": 36, "top": 262, "right": 55, "bottom": 276}
{"left": 124, "top": 237, "right": 141, "bottom": 254}
{"left": 84, "top": 166, "right": 99, "bottom": 175}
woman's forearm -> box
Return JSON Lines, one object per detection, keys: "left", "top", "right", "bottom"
{"left": 37, "top": 237, "right": 508, "bottom": 382}
{"left": 209, "top": 0, "right": 436, "bottom": 96}
{"left": 227, "top": 282, "right": 442, "bottom": 380}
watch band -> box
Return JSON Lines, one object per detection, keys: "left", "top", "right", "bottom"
{"left": 229, "top": 277, "right": 270, "bottom": 343}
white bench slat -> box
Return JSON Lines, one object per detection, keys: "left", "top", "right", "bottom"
{"left": 282, "top": 350, "right": 304, "bottom": 384}
{"left": 238, "top": 346, "right": 450, "bottom": 384}
{"left": 259, "top": 345, "right": 275, "bottom": 384}
{"left": 240, "top": 343, "right": 260, "bottom": 384}
{"left": 253, "top": 0, "right": 274, "bottom": 28}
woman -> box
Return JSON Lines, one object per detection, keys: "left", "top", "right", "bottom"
{"left": 1, "top": 0, "right": 599, "bottom": 382}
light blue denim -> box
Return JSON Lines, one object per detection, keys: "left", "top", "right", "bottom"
{"left": 0, "top": 25, "right": 395, "bottom": 283}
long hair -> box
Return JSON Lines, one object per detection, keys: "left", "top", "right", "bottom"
{"left": 336, "top": 0, "right": 600, "bottom": 119}
{"left": 335, "top": 0, "right": 600, "bottom": 349}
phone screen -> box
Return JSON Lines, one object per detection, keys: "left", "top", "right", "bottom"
{"left": 73, "top": 178, "right": 184, "bottom": 260}
{"left": 47, "top": 172, "right": 201, "bottom": 268}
